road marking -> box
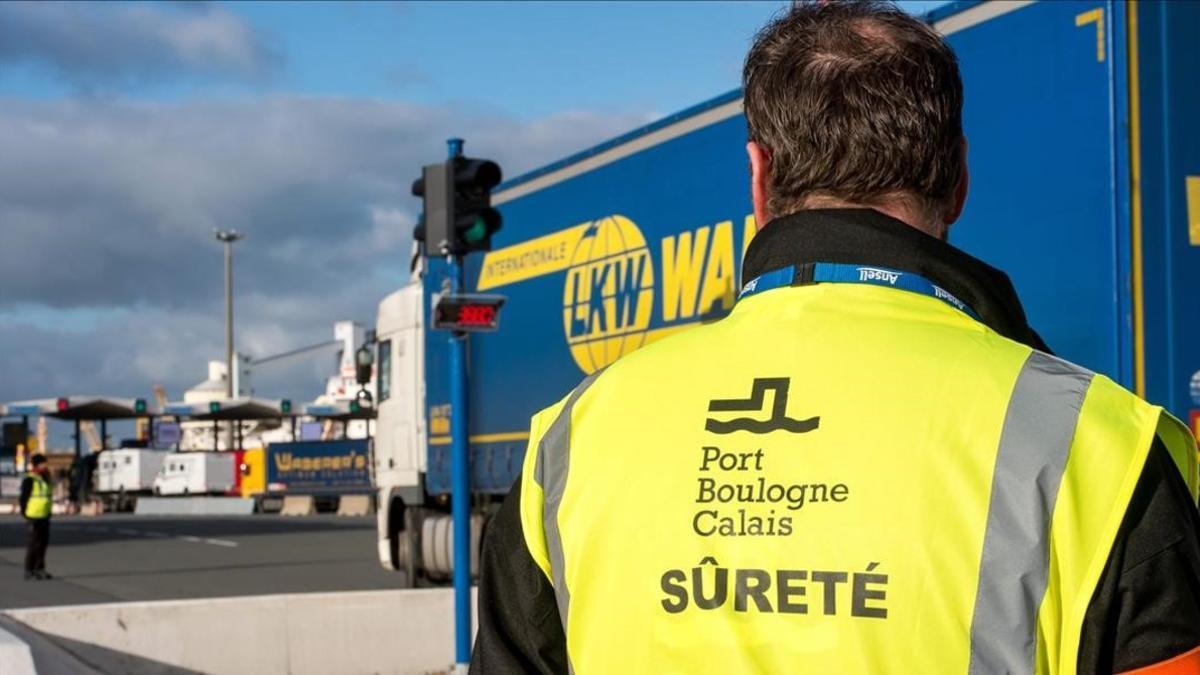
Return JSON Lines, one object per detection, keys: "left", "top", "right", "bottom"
{"left": 174, "top": 535, "right": 235, "bottom": 548}
{"left": 64, "top": 525, "right": 237, "bottom": 548}
{"left": 203, "top": 538, "right": 238, "bottom": 548}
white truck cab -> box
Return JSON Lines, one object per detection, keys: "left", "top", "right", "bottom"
{"left": 373, "top": 281, "right": 428, "bottom": 575}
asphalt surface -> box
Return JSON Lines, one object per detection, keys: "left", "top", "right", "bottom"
{"left": 0, "top": 514, "right": 406, "bottom": 609}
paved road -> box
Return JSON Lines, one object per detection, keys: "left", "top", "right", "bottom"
{"left": 0, "top": 515, "right": 406, "bottom": 609}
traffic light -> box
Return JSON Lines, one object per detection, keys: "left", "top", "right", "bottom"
{"left": 349, "top": 399, "right": 362, "bottom": 414}
{"left": 209, "top": 401, "right": 221, "bottom": 414}
{"left": 413, "top": 147, "right": 503, "bottom": 256}
{"left": 280, "top": 399, "right": 292, "bottom": 415}
{"left": 134, "top": 398, "right": 147, "bottom": 415}
{"left": 450, "top": 156, "right": 502, "bottom": 253}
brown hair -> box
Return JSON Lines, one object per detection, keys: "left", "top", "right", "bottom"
{"left": 743, "top": 0, "right": 964, "bottom": 223}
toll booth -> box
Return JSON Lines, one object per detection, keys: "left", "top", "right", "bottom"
{"left": 2, "top": 396, "right": 154, "bottom": 458}
{"left": 302, "top": 401, "right": 376, "bottom": 441}
{"left": 0, "top": 403, "right": 22, "bottom": 477}
{"left": 163, "top": 398, "right": 293, "bottom": 452}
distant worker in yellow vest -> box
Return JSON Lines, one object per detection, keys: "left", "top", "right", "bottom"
{"left": 472, "top": 2, "right": 1200, "bottom": 674}
{"left": 20, "top": 454, "right": 54, "bottom": 581}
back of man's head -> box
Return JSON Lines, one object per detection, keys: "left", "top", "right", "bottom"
{"left": 743, "top": 0, "right": 964, "bottom": 228}
{"left": 31, "top": 454, "right": 47, "bottom": 468}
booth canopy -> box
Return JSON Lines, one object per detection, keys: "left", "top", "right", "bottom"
{"left": 2, "top": 396, "right": 155, "bottom": 420}
{"left": 163, "top": 397, "right": 291, "bottom": 421}
{"left": 303, "top": 400, "right": 376, "bottom": 421}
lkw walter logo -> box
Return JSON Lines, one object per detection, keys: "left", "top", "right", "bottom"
{"left": 562, "top": 216, "right": 655, "bottom": 374}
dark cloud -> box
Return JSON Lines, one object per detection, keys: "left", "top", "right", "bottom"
{"left": 0, "top": 95, "right": 653, "bottom": 413}
{"left": 0, "top": 1, "right": 279, "bottom": 89}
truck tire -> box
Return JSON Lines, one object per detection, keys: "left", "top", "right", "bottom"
{"left": 421, "top": 512, "right": 483, "bottom": 582}
{"left": 396, "top": 506, "right": 419, "bottom": 588}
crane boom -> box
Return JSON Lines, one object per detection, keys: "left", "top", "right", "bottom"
{"left": 250, "top": 340, "right": 340, "bottom": 367}
{"left": 80, "top": 421, "right": 103, "bottom": 452}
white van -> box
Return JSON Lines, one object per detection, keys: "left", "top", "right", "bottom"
{"left": 96, "top": 449, "right": 168, "bottom": 506}
{"left": 154, "top": 453, "right": 235, "bottom": 496}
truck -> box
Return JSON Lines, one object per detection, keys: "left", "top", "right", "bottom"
{"left": 94, "top": 448, "right": 168, "bottom": 511}
{"left": 247, "top": 439, "right": 373, "bottom": 511}
{"left": 372, "top": 0, "right": 1200, "bottom": 582}
{"left": 154, "top": 452, "right": 236, "bottom": 496}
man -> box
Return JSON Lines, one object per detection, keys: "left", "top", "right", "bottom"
{"left": 472, "top": 2, "right": 1200, "bottom": 674}
{"left": 19, "top": 453, "right": 53, "bottom": 581}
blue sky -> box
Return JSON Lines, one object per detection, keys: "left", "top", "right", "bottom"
{"left": 0, "top": 1, "right": 951, "bottom": 117}
{"left": 0, "top": 0, "right": 947, "bottom": 446}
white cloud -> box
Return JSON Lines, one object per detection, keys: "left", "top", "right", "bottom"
{"left": 0, "top": 2, "right": 279, "bottom": 90}
{"left": 0, "top": 94, "right": 655, "bottom": 411}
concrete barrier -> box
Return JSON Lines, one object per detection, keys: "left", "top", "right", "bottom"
{"left": 134, "top": 497, "right": 256, "bottom": 516}
{"left": 337, "top": 495, "right": 373, "bottom": 517}
{"left": 0, "top": 620, "right": 36, "bottom": 675}
{"left": 5, "top": 589, "right": 477, "bottom": 675}
{"left": 279, "top": 495, "right": 315, "bottom": 516}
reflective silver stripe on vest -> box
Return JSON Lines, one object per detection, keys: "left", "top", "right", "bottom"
{"left": 533, "top": 370, "right": 604, "bottom": 642}
{"left": 968, "top": 351, "right": 1094, "bottom": 674}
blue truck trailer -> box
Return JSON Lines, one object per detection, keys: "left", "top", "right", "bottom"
{"left": 371, "top": 0, "right": 1200, "bottom": 579}
{"left": 264, "top": 439, "right": 372, "bottom": 495}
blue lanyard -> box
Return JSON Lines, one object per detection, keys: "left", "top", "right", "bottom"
{"left": 738, "top": 262, "right": 980, "bottom": 320}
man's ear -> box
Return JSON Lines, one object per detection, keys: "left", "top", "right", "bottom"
{"left": 943, "top": 137, "right": 969, "bottom": 226}
{"left": 747, "top": 141, "right": 771, "bottom": 231}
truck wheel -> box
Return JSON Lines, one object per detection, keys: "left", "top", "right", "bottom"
{"left": 420, "top": 512, "right": 483, "bottom": 582}
{"left": 396, "top": 506, "right": 419, "bottom": 588}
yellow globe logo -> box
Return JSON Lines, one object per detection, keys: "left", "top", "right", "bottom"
{"left": 562, "top": 215, "right": 655, "bottom": 374}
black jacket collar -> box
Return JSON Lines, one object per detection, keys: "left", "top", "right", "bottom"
{"left": 742, "top": 209, "right": 1049, "bottom": 352}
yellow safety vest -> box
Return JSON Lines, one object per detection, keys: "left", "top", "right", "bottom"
{"left": 519, "top": 281, "right": 1199, "bottom": 674}
{"left": 24, "top": 472, "right": 51, "bottom": 520}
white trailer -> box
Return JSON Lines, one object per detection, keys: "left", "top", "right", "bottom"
{"left": 154, "top": 453, "right": 235, "bottom": 496}
{"left": 95, "top": 449, "right": 168, "bottom": 511}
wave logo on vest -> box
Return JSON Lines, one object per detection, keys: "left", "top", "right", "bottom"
{"left": 562, "top": 215, "right": 655, "bottom": 374}
{"left": 705, "top": 378, "right": 820, "bottom": 434}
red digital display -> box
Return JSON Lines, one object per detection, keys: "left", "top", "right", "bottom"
{"left": 433, "top": 294, "right": 505, "bottom": 332}
{"left": 458, "top": 304, "right": 497, "bottom": 327}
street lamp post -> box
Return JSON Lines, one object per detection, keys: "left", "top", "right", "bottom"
{"left": 214, "top": 229, "right": 245, "bottom": 400}
{"left": 215, "top": 229, "right": 244, "bottom": 452}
